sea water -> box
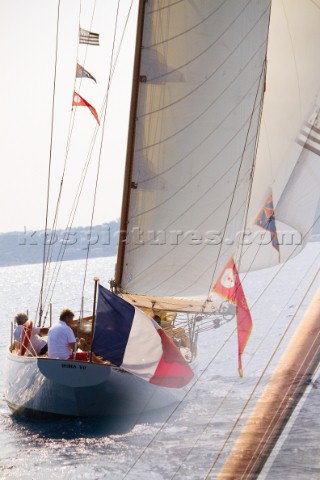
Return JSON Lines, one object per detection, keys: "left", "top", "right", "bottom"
{"left": 0, "top": 244, "right": 319, "bottom": 479}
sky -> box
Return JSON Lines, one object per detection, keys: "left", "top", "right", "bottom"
{"left": 0, "top": 0, "right": 138, "bottom": 233}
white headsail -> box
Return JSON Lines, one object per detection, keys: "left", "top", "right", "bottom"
{"left": 240, "top": 0, "right": 320, "bottom": 271}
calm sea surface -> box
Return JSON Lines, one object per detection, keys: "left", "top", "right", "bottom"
{"left": 0, "top": 245, "right": 319, "bottom": 479}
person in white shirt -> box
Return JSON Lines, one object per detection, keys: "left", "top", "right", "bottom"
{"left": 48, "top": 308, "right": 106, "bottom": 363}
{"left": 48, "top": 309, "right": 78, "bottom": 360}
{"left": 14, "top": 312, "right": 49, "bottom": 356}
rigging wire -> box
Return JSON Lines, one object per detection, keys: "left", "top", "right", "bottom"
{"left": 41, "top": 2, "right": 128, "bottom": 313}
{"left": 123, "top": 129, "right": 260, "bottom": 293}
{"left": 120, "top": 4, "right": 265, "bottom": 300}
{"left": 170, "top": 246, "right": 320, "bottom": 479}
{"left": 37, "top": 0, "right": 94, "bottom": 324}
{"left": 39, "top": 2, "right": 83, "bottom": 325}
{"left": 231, "top": 146, "right": 320, "bottom": 307}
{"left": 244, "top": 212, "right": 320, "bottom": 314}
{"left": 204, "top": 264, "right": 320, "bottom": 479}
{"left": 125, "top": 98, "right": 256, "bottom": 252}
{"left": 119, "top": 43, "right": 319, "bottom": 475}
{"left": 209, "top": 228, "right": 319, "bottom": 458}
{"left": 122, "top": 251, "right": 319, "bottom": 479}
{"left": 122, "top": 60, "right": 267, "bottom": 297}
{"left": 121, "top": 241, "right": 320, "bottom": 479}
{"left": 80, "top": 0, "right": 121, "bottom": 305}
{"left": 34, "top": 2, "right": 318, "bottom": 476}
{"left": 122, "top": 257, "right": 311, "bottom": 479}
{"left": 38, "top": 0, "right": 111, "bottom": 318}
{"left": 40, "top": 0, "right": 135, "bottom": 318}
{"left": 237, "top": 299, "right": 320, "bottom": 478}
{"left": 42, "top": 0, "right": 84, "bottom": 257}
{"left": 248, "top": 248, "right": 320, "bottom": 374}
{"left": 37, "top": 0, "right": 62, "bottom": 326}
{"left": 119, "top": 53, "right": 302, "bottom": 464}
{"left": 136, "top": 41, "right": 268, "bottom": 156}
{"left": 204, "top": 59, "right": 267, "bottom": 301}
{"left": 29, "top": 0, "right": 316, "bottom": 468}
{"left": 235, "top": 64, "right": 268, "bottom": 275}
{"left": 121, "top": 326, "right": 238, "bottom": 480}
{"left": 241, "top": 333, "right": 320, "bottom": 478}
{"left": 41, "top": 1, "right": 266, "bottom": 308}
{"left": 27, "top": 1, "right": 318, "bottom": 476}
{"left": 39, "top": 0, "right": 97, "bottom": 315}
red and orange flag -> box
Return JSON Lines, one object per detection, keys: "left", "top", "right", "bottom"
{"left": 213, "top": 257, "right": 252, "bottom": 376}
{"left": 72, "top": 91, "right": 100, "bottom": 125}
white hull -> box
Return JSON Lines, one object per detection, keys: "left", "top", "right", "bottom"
{"left": 4, "top": 350, "right": 184, "bottom": 417}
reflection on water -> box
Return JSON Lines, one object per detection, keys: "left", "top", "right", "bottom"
{"left": 0, "top": 250, "right": 319, "bottom": 479}
{"left": 8, "top": 403, "right": 180, "bottom": 440}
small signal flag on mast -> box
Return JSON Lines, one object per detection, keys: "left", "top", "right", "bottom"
{"left": 72, "top": 92, "right": 100, "bottom": 125}
{"left": 76, "top": 63, "right": 96, "bottom": 83}
{"left": 79, "top": 28, "right": 99, "bottom": 46}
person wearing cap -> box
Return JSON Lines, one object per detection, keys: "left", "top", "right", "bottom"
{"left": 14, "top": 312, "right": 49, "bottom": 356}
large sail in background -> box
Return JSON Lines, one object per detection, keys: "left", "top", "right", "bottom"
{"left": 240, "top": 0, "right": 320, "bottom": 272}
{"left": 117, "top": 0, "right": 271, "bottom": 309}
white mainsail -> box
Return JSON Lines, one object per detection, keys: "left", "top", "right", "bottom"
{"left": 116, "top": 0, "right": 271, "bottom": 310}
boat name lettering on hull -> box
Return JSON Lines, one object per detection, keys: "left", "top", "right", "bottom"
{"left": 61, "top": 363, "right": 87, "bottom": 370}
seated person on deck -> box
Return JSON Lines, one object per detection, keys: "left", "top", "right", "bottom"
{"left": 47, "top": 308, "right": 105, "bottom": 363}
{"left": 14, "top": 312, "right": 49, "bottom": 356}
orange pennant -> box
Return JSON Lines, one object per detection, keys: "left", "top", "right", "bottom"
{"left": 213, "top": 257, "right": 252, "bottom": 376}
{"left": 72, "top": 91, "right": 100, "bottom": 125}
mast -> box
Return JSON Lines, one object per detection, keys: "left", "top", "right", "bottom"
{"left": 217, "top": 284, "right": 320, "bottom": 479}
{"left": 114, "top": 0, "right": 146, "bottom": 288}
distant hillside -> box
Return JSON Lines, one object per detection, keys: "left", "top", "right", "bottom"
{"left": 0, "top": 220, "right": 120, "bottom": 267}
{"left": 0, "top": 213, "right": 319, "bottom": 268}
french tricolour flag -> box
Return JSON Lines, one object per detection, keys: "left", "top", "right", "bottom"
{"left": 92, "top": 285, "right": 194, "bottom": 388}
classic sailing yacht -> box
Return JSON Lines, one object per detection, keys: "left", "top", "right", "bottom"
{"left": 4, "top": 4, "right": 320, "bottom": 466}
{"left": 4, "top": 0, "right": 271, "bottom": 417}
